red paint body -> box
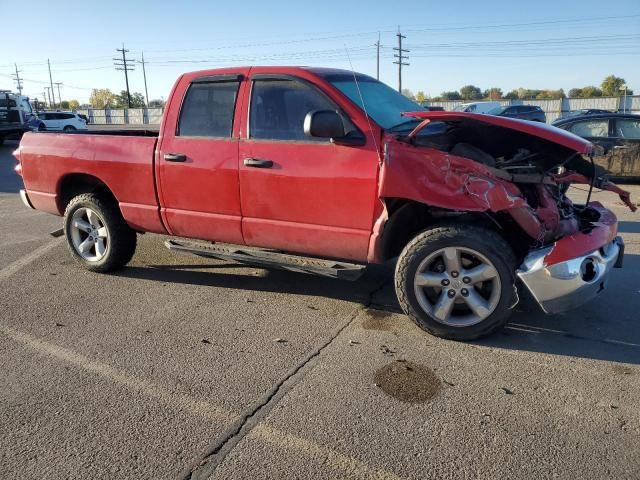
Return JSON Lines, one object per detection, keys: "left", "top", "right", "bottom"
{"left": 16, "top": 67, "right": 633, "bottom": 267}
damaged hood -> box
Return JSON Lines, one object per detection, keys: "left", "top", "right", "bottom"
{"left": 402, "top": 111, "right": 595, "bottom": 155}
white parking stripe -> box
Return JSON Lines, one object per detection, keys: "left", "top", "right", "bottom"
{"left": 0, "top": 325, "right": 238, "bottom": 423}
{"left": 0, "top": 239, "right": 63, "bottom": 282}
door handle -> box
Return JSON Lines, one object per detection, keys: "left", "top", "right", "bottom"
{"left": 164, "top": 153, "right": 187, "bottom": 162}
{"left": 244, "top": 158, "right": 273, "bottom": 168}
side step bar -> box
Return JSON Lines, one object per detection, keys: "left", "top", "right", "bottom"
{"left": 164, "top": 240, "right": 367, "bottom": 281}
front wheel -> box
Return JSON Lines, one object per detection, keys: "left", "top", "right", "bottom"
{"left": 63, "top": 193, "right": 137, "bottom": 272}
{"left": 395, "top": 225, "right": 517, "bottom": 340}
{"left": 63, "top": 125, "right": 77, "bottom": 132}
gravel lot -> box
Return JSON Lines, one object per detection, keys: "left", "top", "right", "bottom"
{"left": 1, "top": 139, "right": 639, "bottom": 479}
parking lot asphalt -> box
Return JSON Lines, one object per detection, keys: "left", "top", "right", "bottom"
{"left": 1, "top": 139, "right": 639, "bottom": 479}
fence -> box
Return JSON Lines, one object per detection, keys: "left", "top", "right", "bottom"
{"left": 76, "top": 96, "right": 640, "bottom": 126}
{"left": 76, "top": 108, "right": 164, "bottom": 125}
{"left": 423, "top": 95, "right": 640, "bottom": 123}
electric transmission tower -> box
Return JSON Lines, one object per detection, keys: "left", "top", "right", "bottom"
{"left": 114, "top": 44, "right": 135, "bottom": 108}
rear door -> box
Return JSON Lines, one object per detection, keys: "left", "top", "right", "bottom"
{"left": 237, "top": 73, "right": 380, "bottom": 261}
{"left": 156, "top": 72, "right": 246, "bottom": 243}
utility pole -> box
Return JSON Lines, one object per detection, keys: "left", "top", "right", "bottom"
{"left": 393, "top": 28, "right": 409, "bottom": 93}
{"left": 54, "top": 82, "right": 63, "bottom": 107}
{"left": 114, "top": 44, "right": 134, "bottom": 108}
{"left": 12, "top": 64, "right": 23, "bottom": 94}
{"left": 47, "top": 59, "right": 56, "bottom": 108}
{"left": 138, "top": 51, "right": 149, "bottom": 106}
{"left": 374, "top": 32, "right": 381, "bottom": 80}
{"left": 45, "top": 87, "right": 52, "bottom": 109}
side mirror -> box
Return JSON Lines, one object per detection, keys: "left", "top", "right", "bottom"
{"left": 304, "top": 110, "right": 345, "bottom": 139}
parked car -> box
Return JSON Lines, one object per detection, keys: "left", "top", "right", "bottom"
{"left": 488, "top": 105, "right": 546, "bottom": 122}
{"left": 452, "top": 102, "right": 501, "bottom": 114}
{"left": 14, "top": 66, "right": 634, "bottom": 341}
{"left": 35, "top": 112, "right": 88, "bottom": 132}
{"left": 552, "top": 109, "right": 613, "bottom": 125}
{"left": 553, "top": 113, "right": 640, "bottom": 180}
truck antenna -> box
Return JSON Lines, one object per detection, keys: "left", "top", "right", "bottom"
{"left": 344, "top": 45, "right": 381, "bottom": 163}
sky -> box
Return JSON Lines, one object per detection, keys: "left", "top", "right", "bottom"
{"left": 0, "top": 0, "right": 638, "bottom": 104}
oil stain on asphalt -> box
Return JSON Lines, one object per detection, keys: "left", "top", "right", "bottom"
{"left": 362, "top": 309, "right": 397, "bottom": 331}
{"left": 374, "top": 360, "right": 441, "bottom": 403}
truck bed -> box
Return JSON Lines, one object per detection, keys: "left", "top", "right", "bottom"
{"left": 19, "top": 131, "right": 165, "bottom": 234}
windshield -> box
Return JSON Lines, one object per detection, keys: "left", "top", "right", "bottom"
{"left": 452, "top": 104, "right": 468, "bottom": 112}
{"left": 320, "top": 72, "right": 423, "bottom": 129}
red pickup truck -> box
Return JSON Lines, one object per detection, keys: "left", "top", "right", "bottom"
{"left": 14, "top": 66, "right": 635, "bottom": 340}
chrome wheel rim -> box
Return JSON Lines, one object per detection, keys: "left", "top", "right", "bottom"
{"left": 413, "top": 247, "right": 501, "bottom": 327}
{"left": 69, "top": 207, "right": 108, "bottom": 262}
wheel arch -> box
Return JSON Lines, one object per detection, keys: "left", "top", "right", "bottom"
{"left": 378, "top": 198, "right": 529, "bottom": 262}
{"left": 57, "top": 173, "right": 119, "bottom": 214}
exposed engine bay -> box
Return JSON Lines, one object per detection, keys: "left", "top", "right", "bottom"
{"left": 380, "top": 113, "right": 636, "bottom": 248}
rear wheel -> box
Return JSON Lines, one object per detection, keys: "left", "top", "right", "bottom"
{"left": 395, "top": 225, "right": 517, "bottom": 340}
{"left": 63, "top": 125, "right": 76, "bottom": 132}
{"left": 63, "top": 193, "right": 137, "bottom": 272}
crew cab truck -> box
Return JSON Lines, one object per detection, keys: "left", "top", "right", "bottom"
{"left": 14, "top": 67, "right": 635, "bottom": 340}
{"left": 1, "top": 91, "right": 34, "bottom": 144}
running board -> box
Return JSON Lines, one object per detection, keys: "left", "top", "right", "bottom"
{"left": 164, "top": 240, "right": 367, "bottom": 281}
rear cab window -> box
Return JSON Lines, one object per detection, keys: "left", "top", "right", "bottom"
{"left": 177, "top": 79, "right": 240, "bottom": 137}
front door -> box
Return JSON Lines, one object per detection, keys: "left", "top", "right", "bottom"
{"left": 157, "top": 73, "right": 245, "bottom": 244}
{"left": 238, "top": 75, "right": 380, "bottom": 261}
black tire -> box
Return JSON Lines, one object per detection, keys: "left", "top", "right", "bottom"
{"left": 63, "top": 125, "right": 76, "bottom": 132}
{"left": 63, "top": 193, "right": 137, "bottom": 273}
{"left": 38, "top": 123, "right": 46, "bottom": 131}
{"left": 395, "top": 224, "right": 517, "bottom": 341}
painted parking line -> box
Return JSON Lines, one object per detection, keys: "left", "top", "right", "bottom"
{"left": 250, "top": 423, "right": 404, "bottom": 480}
{"left": 0, "top": 325, "right": 238, "bottom": 423}
{"left": 0, "top": 239, "right": 63, "bottom": 283}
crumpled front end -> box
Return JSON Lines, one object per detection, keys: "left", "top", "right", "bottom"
{"left": 377, "top": 112, "right": 635, "bottom": 314}
{"left": 517, "top": 202, "right": 624, "bottom": 314}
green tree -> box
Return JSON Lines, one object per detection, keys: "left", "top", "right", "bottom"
{"left": 60, "top": 100, "right": 70, "bottom": 109}
{"left": 68, "top": 99, "right": 80, "bottom": 110}
{"left": 581, "top": 86, "right": 602, "bottom": 98}
{"left": 484, "top": 87, "right": 503, "bottom": 100}
{"left": 415, "top": 90, "right": 427, "bottom": 103}
{"left": 89, "top": 88, "right": 116, "bottom": 108}
{"left": 114, "top": 91, "right": 146, "bottom": 108}
{"left": 459, "top": 85, "right": 483, "bottom": 100}
{"left": 568, "top": 88, "right": 583, "bottom": 98}
{"left": 148, "top": 99, "right": 165, "bottom": 108}
{"left": 440, "top": 91, "right": 462, "bottom": 100}
{"left": 504, "top": 90, "right": 519, "bottom": 100}
{"left": 601, "top": 75, "right": 626, "bottom": 96}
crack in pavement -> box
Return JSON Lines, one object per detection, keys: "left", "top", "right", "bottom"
{"left": 184, "top": 276, "right": 391, "bottom": 480}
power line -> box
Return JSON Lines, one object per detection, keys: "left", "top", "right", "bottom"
{"left": 114, "top": 43, "right": 135, "bottom": 108}
{"left": 393, "top": 28, "right": 409, "bottom": 93}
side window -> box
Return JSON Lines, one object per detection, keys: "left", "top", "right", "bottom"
{"left": 178, "top": 81, "right": 239, "bottom": 137}
{"left": 615, "top": 119, "right": 640, "bottom": 139}
{"left": 467, "top": 105, "right": 477, "bottom": 112}
{"left": 249, "top": 79, "right": 338, "bottom": 141}
{"left": 62, "top": 113, "right": 75, "bottom": 119}
{"left": 570, "top": 120, "right": 609, "bottom": 138}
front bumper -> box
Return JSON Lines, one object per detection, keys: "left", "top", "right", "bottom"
{"left": 517, "top": 236, "right": 623, "bottom": 314}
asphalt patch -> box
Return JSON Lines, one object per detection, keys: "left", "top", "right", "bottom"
{"left": 362, "top": 309, "right": 397, "bottom": 331}
{"left": 374, "top": 360, "right": 441, "bottom": 403}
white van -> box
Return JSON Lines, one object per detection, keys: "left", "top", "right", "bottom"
{"left": 452, "top": 102, "right": 501, "bottom": 114}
